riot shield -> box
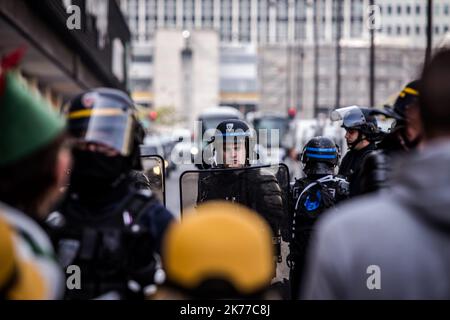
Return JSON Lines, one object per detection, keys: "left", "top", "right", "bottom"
{"left": 140, "top": 155, "right": 166, "bottom": 206}
{"left": 179, "top": 164, "right": 292, "bottom": 296}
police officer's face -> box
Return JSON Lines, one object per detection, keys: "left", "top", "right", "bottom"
{"left": 345, "top": 129, "right": 359, "bottom": 147}
{"left": 224, "top": 140, "right": 246, "bottom": 168}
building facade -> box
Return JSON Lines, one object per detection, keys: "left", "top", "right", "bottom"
{"left": 120, "top": 0, "right": 450, "bottom": 119}
{"left": 0, "top": 0, "right": 130, "bottom": 108}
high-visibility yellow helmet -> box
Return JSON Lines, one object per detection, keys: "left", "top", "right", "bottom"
{"left": 162, "top": 201, "right": 274, "bottom": 297}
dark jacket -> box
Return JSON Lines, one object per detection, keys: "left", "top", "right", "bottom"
{"left": 198, "top": 167, "right": 287, "bottom": 238}
{"left": 339, "top": 143, "right": 377, "bottom": 197}
{"left": 289, "top": 174, "right": 349, "bottom": 298}
{"left": 359, "top": 130, "right": 409, "bottom": 194}
{"left": 48, "top": 176, "right": 174, "bottom": 300}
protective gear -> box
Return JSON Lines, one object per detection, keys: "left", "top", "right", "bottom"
{"left": 384, "top": 80, "right": 420, "bottom": 122}
{"left": 163, "top": 201, "right": 274, "bottom": 299}
{"left": 338, "top": 142, "right": 377, "bottom": 197}
{"left": 300, "top": 137, "right": 340, "bottom": 176}
{"left": 0, "top": 48, "right": 65, "bottom": 167}
{"left": 331, "top": 106, "right": 381, "bottom": 149}
{"left": 180, "top": 165, "right": 291, "bottom": 296}
{"left": 52, "top": 89, "right": 174, "bottom": 300}
{"left": 69, "top": 149, "right": 129, "bottom": 201}
{"left": 288, "top": 174, "right": 349, "bottom": 299}
{"left": 64, "top": 88, "right": 145, "bottom": 170}
{"left": 48, "top": 185, "right": 170, "bottom": 300}
{"left": 357, "top": 81, "right": 421, "bottom": 195}
{"left": 211, "top": 120, "right": 256, "bottom": 167}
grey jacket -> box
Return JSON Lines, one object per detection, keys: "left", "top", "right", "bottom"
{"left": 302, "top": 139, "right": 450, "bottom": 299}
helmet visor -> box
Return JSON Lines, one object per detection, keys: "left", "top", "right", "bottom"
{"left": 67, "top": 108, "right": 134, "bottom": 156}
{"left": 330, "top": 106, "right": 367, "bottom": 128}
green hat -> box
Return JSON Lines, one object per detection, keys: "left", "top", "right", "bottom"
{"left": 0, "top": 49, "right": 65, "bottom": 167}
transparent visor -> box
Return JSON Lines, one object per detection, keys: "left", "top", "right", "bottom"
{"left": 330, "top": 106, "right": 367, "bottom": 128}
{"left": 67, "top": 108, "right": 134, "bottom": 156}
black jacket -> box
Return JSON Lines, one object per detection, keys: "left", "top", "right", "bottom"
{"left": 338, "top": 143, "right": 377, "bottom": 197}
{"left": 198, "top": 167, "right": 287, "bottom": 239}
{"left": 358, "top": 131, "right": 409, "bottom": 195}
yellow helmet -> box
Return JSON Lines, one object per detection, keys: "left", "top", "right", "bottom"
{"left": 162, "top": 201, "right": 274, "bottom": 298}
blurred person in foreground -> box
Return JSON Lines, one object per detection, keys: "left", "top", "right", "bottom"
{"left": 155, "top": 201, "right": 279, "bottom": 300}
{"left": 47, "top": 88, "right": 175, "bottom": 300}
{"left": 0, "top": 49, "right": 69, "bottom": 299}
{"left": 302, "top": 48, "right": 450, "bottom": 299}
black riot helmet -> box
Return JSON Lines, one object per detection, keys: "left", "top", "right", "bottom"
{"left": 331, "top": 106, "right": 381, "bottom": 149}
{"left": 64, "top": 88, "right": 145, "bottom": 171}
{"left": 383, "top": 80, "right": 420, "bottom": 123}
{"left": 211, "top": 119, "right": 256, "bottom": 168}
{"left": 301, "top": 136, "right": 340, "bottom": 176}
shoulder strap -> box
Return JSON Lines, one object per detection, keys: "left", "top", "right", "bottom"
{"left": 123, "top": 190, "right": 159, "bottom": 226}
{"left": 294, "top": 175, "right": 335, "bottom": 211}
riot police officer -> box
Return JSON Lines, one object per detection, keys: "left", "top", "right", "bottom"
{"left": 331, "top": 106, "right": 382, "bottom": 197}
{"left": 359, "top": 80, "right": 423, "bottom": 194}
{"left": 47, "top": 88, "right": 174, "bottom": 300}
{"left": 288, "top": 136, "right": 349, "bottom": 299}
{"left": 197, "top": 119, "right": 286, "bottom": 240}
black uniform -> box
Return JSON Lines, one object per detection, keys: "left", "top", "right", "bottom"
{"left": 288, "top": 136, "right": 349, "bottom": 299}
{"left": 198, "top": 167, "right": 286, "bottom": 240}
{"left": 288, "top": 174, "right": 349, "bottom": 298}
{"left": 48, "top": 88, "right": 174, "bottom": 300}
{"left": 338, "top": 142, "right": 377, "bottom": 196}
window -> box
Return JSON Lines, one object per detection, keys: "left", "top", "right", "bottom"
{"left": 405, "top": 25, "right": 410, "bottom": 35}
{"left": 397, "top": 25, "right": 402, "bottom": 35}
{"left": 387, "top": 25, "right": 392, "bottom": 35}
{"left": 435, "top": 26, "right": 440, "bottom": 34}
{"left": 387, "top": 5, "right": 392, "bottom": 15}
{"left": 435, "top": 4, "right": 440, "bottom": 16}
{"left": 416, "top": 4, "right": 421, "bottom": 15}
{"left": 406, "top": 5, "right": 411, "bottom": 15}
{"left": 239, "top": 0, "right": 251, "bottom": 42}
{"left": 415, "top": 25, "right": 421, "bottom": 35}
{"left": 397, "top": 5, "right": 402, "bottom": 15}
{"left": 444, "top": 25, "right": 449, "bottom": 33}
{"left": 445, "top": 4, "right": 450, "bottom": 15}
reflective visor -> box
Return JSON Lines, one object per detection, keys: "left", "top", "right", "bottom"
{"left": 67, "top": 108, "right": 133, "bottom": 156}
{"left": 330, "top": 106, "right": 367, "bottom": 128}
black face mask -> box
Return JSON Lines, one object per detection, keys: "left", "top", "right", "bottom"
{"left": 69, "top": 150, "right": 129, "bottom": 200}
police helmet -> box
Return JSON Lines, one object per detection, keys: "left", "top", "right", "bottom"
{"left": 212, "top": 119, "right": 256, "bottom": 167}
{"left": 301, "top": 137, "right": 340, "bottom": 176}
{"left": 64, "top": 88, "right": 145, "bottom": 169}
{"left": 331, "top": 106, "right": 380, "bottom": 139}
{"left": 384, "top": 80, "right": 420, "bottom": 121}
